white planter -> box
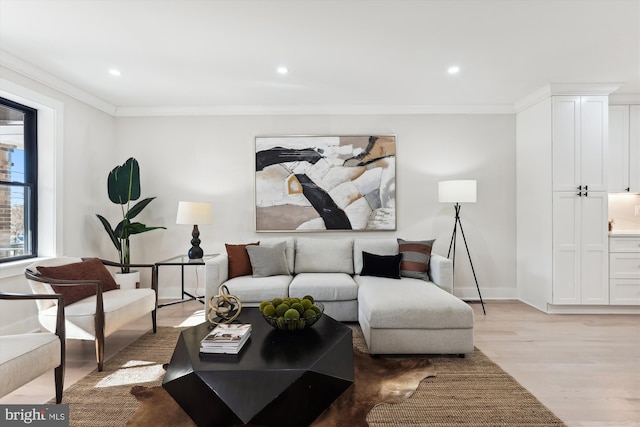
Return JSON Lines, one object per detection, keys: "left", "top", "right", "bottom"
{"left": 115, "top": 270, "right": 140, "bottom": 290}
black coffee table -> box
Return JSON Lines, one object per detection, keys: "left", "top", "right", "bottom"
{"left": 162, "top": 308, "right": 354, "bottom": 426}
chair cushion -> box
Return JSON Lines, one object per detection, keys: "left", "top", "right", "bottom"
{"left": 39, "top": 288, "right": 156, "bottom": 340}
{"left": 0, "top": 333, "right": 60, "bottom": 398}
{"left": 225, "top": 242, "right": 259, "bottom": 279}
{"left": 37, "top": 258, "right": 118, "bottom": 306}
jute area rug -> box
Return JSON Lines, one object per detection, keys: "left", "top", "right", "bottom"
{"left": 54, "top": 325, "right": 566, "bottom": 426}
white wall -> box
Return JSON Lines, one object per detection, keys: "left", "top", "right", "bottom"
{"left": 0, "top": 67, "right": 517, "bottom": 333}
{"left": 0, "top": 67, "right": 116, "bottom": 333}
{"left": 115, "top": 114, "right": 517, "bottom": 301}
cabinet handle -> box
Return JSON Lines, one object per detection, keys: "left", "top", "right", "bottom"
{"left": 626, "top": 187, "right": 630, "bottom": 192}
{"left": 577, "top": 185, "right": 582, "bottom": 191}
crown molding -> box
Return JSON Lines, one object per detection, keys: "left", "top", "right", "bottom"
{"left": 0, "top": 50, "right": 117, "bottom": 116}
{"left": 514, "top": 82, "right": 623, "bottom": 113}
{"left": 609, "top": 93, "right": 640, "bottom": 105}
{"left": 115, "top": 103, "right": 515, "bottom": 117}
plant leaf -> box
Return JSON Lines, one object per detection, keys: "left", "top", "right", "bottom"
{"left": 126, "top": 197, "right": 156, "bottom": 220}
{"left": 126, "top": 222, "right": 167, "bottom": 235}
{"left": 96, "top": 214, "right": 121, "bottom": 251}
{"left": 107, "top": 157, "right": 141, "bottom": 204}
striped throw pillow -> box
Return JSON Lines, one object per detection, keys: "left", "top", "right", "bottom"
{"left": 397, "top": 238, "right": 435, "bottom": 281}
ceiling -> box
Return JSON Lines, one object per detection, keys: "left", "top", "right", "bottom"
{"left": 0, "top": 0, "right": 638, "bottom": 115}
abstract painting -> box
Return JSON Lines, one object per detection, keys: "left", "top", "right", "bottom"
{"left": 255, "top": 135, "right": 396, "bottom": 231}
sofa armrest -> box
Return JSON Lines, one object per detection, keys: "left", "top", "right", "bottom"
{"left": 429, "top": 253, "right": 453, "bottom": 294}
{"left": 204, "top": 254, "right": 229, "bottom": 308}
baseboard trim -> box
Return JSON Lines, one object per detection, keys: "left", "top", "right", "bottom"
{"left": 545, "top": 304, "right": 640, "bottom": 314}
{"left": 454, "top": 287, "right": 517, "bottom": 301}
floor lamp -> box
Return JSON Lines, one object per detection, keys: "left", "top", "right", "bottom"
{"left": 438, "top": 180, "right": 486, "bottom": 315}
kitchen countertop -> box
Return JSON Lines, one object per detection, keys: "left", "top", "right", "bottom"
{"left": 609, "top": 230, "right": 640, "bottom": 237}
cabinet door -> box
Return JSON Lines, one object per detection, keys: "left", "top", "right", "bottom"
{"left": 580, "top": 96, "right": 608, "bottom": 192}
{"left": 552, "top": 191, "right": 581, "bottom": 304}
{"left": 630, "top": 105, "right": 640, "bottom": 192}
{"left": 553, "top": 97, "right": 581, "bottom": 191}
{"left": 608, "top": 106, "right": 630, "bottom": 192}
{"left": 580, "top": 192, "right": 609, "bottom": 304}
{"left": 552, "top": 96, "right": 608, "bottom": 192}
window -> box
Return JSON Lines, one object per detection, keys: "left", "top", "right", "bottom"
{"left": 0, "top": 97, "right": 37, "bottom": 262}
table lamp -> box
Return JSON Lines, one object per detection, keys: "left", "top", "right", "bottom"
{"left": 438, "top": 180, "right": 485, "bottom": 314}
{"left": 176, "top": 201, "right": 213, "bottom": 259}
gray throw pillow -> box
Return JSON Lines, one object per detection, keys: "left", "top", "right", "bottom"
{"left": 246, "top": 242, "right": 290, "bottom": 277}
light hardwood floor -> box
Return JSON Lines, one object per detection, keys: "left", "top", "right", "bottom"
{"left": 1, "top": 300, "right": 638, "bottom": 427}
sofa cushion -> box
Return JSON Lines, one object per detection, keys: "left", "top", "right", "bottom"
{"left": 222, "top": 275, "right": 291, "bottom": 304}
{"left": 353, "top": 238, "right": 399, "bottom": 274}
{"left": 289, "top": 273, "right": 358, "bottom": 301}
{"left": 260, "top": 238, "right": 295, "bottom": 274}
{"left": 294, "top": 238, "right": 354, "bottom": 274}
{"left": 356, "top": 276, "right": 473, "bottom": 329}
{"left": 397, "top": 238, "right": 435, "bottom": 281}
{"left": 37, "top": 258, "right": 118, "bottom": 306}
{"left": 361, "top": 252, "right": 401, "bottom": 279}
{"left": 246, "top": 242, "right": 290, "bottom": 277}
{"left": 226, "top": 242, "right": 259, "bottom": 279}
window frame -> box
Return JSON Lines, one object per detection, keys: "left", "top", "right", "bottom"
{"left": 0, "top": 96, "right": 38, "bottom": 263}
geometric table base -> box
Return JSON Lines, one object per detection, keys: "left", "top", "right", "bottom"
{"left": 163, "top": 309, "right": 354, "bottom": 426}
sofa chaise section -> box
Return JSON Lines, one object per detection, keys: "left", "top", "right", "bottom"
{"left": 205, "top": 237, "right": 474, "bottom": 355}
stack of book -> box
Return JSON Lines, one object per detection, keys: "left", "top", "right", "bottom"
{"left": 200, "top": 323, "right": 251, "bottom": 354}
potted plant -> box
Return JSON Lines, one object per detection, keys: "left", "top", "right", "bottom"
{"left": 96, "top": 157, "right": 165, "bottom": 288}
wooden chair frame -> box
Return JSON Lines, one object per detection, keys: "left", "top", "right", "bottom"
{"left": 25, "top": 258, "right": 157, "bottom": 371}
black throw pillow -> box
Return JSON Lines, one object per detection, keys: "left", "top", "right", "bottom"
{"left": 360, "top": 251, "right": 402, "bottom": 279}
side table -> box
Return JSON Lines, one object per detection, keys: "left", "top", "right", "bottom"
{"left": 155, "top": 254, "right": 218, "bottom": 308}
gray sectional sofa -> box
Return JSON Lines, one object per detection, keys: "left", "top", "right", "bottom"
{"left": 205, "top": 237, "right": 474, "bottom": 355}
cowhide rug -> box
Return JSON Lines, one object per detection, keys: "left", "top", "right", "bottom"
{"left": 126, "top": 348, "right": 435, "bottom": 427}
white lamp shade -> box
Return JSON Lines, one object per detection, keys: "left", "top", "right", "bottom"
{"left": 438, "top": 180, "right": 477, "bottom": 203}
{"left": 176, "top": 201, "right": 213, "bottom": 225}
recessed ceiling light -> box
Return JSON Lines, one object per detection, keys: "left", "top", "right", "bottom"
{"left": 109, "top": 69, "right": 121, "bottom": 77}
{"left": 447, "top": 66, "right": 460, "bottom": 75}
{"left": 277, "top": 66, "right": 288, "bottom": 75}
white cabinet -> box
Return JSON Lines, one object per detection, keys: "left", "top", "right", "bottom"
{"left": 551, "top": 95, "right": 609, "bottom": 305}
{"left": 631, "top": 105, "right": 640, "bottom": 192}
{"left": 516, "top": 86, "right": 615, "bottom": 312}
{"left": 609, "top": 236, "right": 640, "bottom": 305}
{"left": 609, "top": 105, "right": 640, "bottom": 193}
{"left": 553, "top": 191, "right": 609, "bottom": 304}
{"left": 553, "top": 96, "right": 608, "bottom": 192}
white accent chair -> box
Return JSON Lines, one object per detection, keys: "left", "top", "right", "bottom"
{"left": 25, "top": 257, "right": 157, "bottom": 371}
{"left": 0, "top": 292, "right": 65, "bottom": 403}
